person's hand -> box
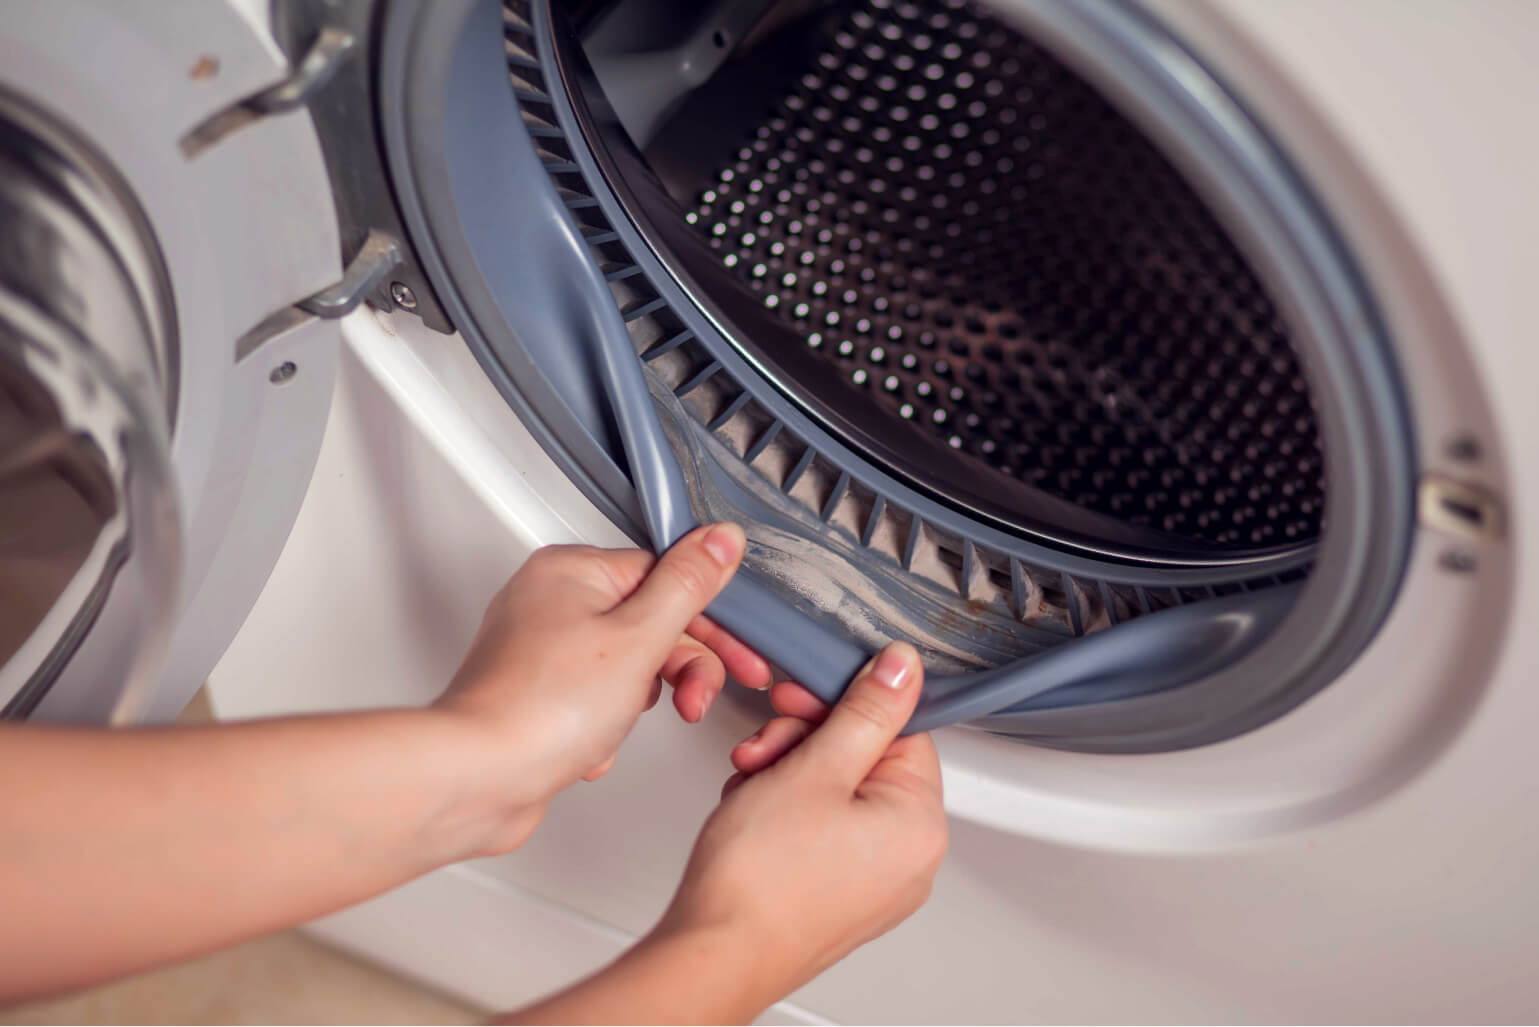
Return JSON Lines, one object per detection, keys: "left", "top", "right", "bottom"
{"left": 654, "top": 642, "right": 948, "bottom": 1012}
{"left": 501, "top": 643, "right": 945, "bottom": 1024}
{"left": 433, "top": 523, "right": 772, "bottom": 847}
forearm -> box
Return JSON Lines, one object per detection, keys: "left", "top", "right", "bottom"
{"left": 0, "top": 709, "right": 538, "bottom": 1001}
{"left": 502, "top": 920, "right": 783, "bottom": 1026}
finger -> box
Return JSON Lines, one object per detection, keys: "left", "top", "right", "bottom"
{"left": 582, "top": 753, "right": 617, "bottom": 782}
{"left": 610, "top": 523, "right": 745, "bottom": 650}
{"left": 730, "top": 716, "right": 816, "bottom": 775}
{"left": 644, "top": 675, "right": 663, "bottom": 712}
{"left": 661, "top": 640, "right": 726, "bottom": 723}
{"left": 720, "top": 772, "right": 748, "bottom": 799}
{"left": 687, "top": 615, "right": 773, "bottom": 690}
{"left": 786, "top": 641, "right": 925, "bottom": 790}
{"left": 769, "top": 681, "right": 831, "bottom": 723}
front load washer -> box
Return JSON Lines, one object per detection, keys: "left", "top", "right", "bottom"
{"left": 2, "top": 0, "right": 1534, "bottom": 1020}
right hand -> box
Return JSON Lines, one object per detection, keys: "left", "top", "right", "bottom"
{"left": 657, "top": 642, "right": 948, "bottom": 1002}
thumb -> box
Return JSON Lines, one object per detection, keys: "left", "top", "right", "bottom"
{"left": 612, "top": 522, "right": 745, "bottom": 643}
{"left": 792, "top": 641, "right": 924, "bottom": 789}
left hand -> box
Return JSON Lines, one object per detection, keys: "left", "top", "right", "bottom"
{"left": 434, "top": 523, "right": 771, "bottom": 809}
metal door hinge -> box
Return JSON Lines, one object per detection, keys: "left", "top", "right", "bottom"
{"left": 180, "top": 27, "right": 357, "bottom": 158}
{"left": 296, "top": 229, "right": 402, "bottom": 319}
{"left": 235, "top": 229, "right": 402, "bottom": 361}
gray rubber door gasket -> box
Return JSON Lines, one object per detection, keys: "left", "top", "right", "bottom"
{"left": 375, "top": 0, "right": 1414, "bottom": 748}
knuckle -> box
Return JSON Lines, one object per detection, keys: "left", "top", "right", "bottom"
{"left": 897, "top": 809, "right": 948, "bottom": 877}
{"left": 576, "top": 549, "right": 626, "bottom": 593}
{"left": 523, "top": 545, "right": 571, "bottom": 573}
{"left": 837, "top": 689, "right": 899, "bottom": 734}
{"left": 537, "top": 546, "right": 632, "bottom": 599}
{"left": 658, "top": 554, "right": 716, "bottom": 602}
{"left": 925, "top": 823, "right": 950, "bottom": 870}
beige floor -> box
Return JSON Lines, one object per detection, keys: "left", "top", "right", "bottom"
{"left": 0, "top": 691, "right": 485, "bottom": 1025}
{"left": 0, "top": 931, "right": 483, "bottom": 1025}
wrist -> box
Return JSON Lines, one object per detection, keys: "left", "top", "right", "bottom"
{"left": 647, "top": 904, "right": 804, "bottom": 1019}
{"left": 410, "top": 705, "right": 554, "bottom": 862}
{"left": 503, "top": 914, "right": 784, "bottom": 1026}
{"left": 432, "top": 670, "right": 605, "bottom": 799}
{"left": 634, "top": 916, "right": 791, "bottom": 1023}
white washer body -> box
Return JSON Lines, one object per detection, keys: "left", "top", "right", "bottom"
{"left": 211, "top": 0, "right": 1539, "bottom": 1021}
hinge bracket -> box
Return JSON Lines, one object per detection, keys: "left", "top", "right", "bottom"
{"left": 235, "top": 229, "right": 401, "bottom": 361}
{"left": 180, "top": 27, "right": 357, "bottom": 158}
{"left": 296, "top": 230, "right": 402, "bottom": 319}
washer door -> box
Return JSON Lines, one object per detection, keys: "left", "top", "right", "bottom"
{"left": 0, "top": 1, "right": 343, "bottom": 723}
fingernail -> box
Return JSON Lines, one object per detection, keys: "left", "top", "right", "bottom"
{"left": 870, "top": 643, "right": 915, "bottom": 690}
{"left": 698, "top": 691, "right": 714, "bottom": 720}
{"left": 736, "top": 728, "right": 763, "bottom": 748}
{"left": 702, "top": 522, "right": 745, "bottom": 568}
